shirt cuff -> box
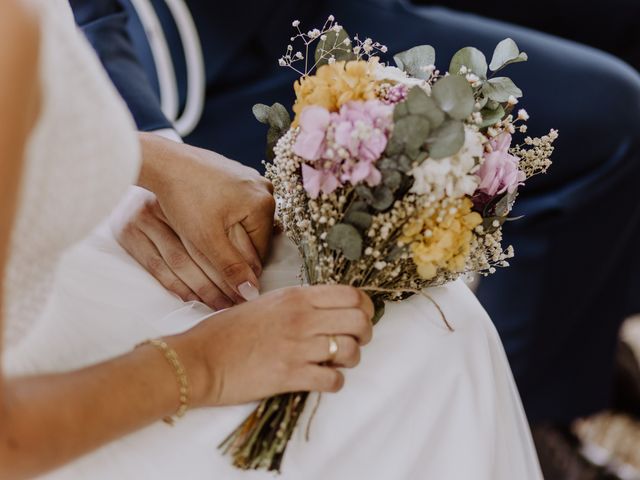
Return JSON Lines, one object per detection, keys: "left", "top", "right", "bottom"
{"left": 151, "top": 128, "right": 183, "bottom": 143}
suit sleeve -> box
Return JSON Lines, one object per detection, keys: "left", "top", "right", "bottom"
{"left": 70, "top": 0, "right": 174, "bottom": 132}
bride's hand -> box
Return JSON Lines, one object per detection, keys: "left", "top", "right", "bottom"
{"left": 171, "top": 285, "right": 374, "bottom": 407}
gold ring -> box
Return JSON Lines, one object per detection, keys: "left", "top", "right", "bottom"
{"left": 327, "top": 335, "right": 339, "bottom": 363}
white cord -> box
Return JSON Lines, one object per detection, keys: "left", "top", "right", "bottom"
{"left": 128, "top": 0, "right": 179, "bottom": 122}
{"left": 128, "top": 0, "right": 205, "bottom": 137}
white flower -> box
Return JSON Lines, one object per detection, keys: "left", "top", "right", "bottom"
{"left": 373, "top": 64, "right": 428, "bottom": 91}
{"left": 409, "top": 126, "right": 485, "bottom": 199}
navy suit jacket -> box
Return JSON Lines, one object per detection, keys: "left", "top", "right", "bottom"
{"left": 71, "top": 0, "right": 321, "bottom": 165}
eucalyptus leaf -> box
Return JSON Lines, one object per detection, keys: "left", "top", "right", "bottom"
{"left": 344, "top": 210, "right": 373, "bottom": 231}
{"left": 427, "top": 120, "right": 465, "bottom": 159}
{"left": 390, "top": 115, "right": 431, "bottom": 153}
{"left": 397, "top": 154, "right": 414, "bottom": 172}
{"left": 355, "top": 185, "right": 375, "bottom": 204}
{"left": 315, "top": 28, "right": 356, "bottom": 67}
{"left": 267, "top": 103, "right": 291, "bottom": 131}
{"left": 327, "top": 223, "right": 363, "bottom": 261}
{"left": 405, "top": 86, "right": 445, "bottom": 128}
{"left": 384, "top": 137, "right": 404, "bottom": 156}
{"left": 479, "top": 104, "right": 506, "bottom": 128}
{"left": 393, "top": 45, "right": 436, "bottom": 80}
{"left": 449, "top": 46, "right": 488, "bottom": 79}
{"left": 393, "top": 101, "right": 410, "bottom": 121}
{"left": 371, "top": 185, "right": 395, "bottom": 211}
{"left": 431, "top": 75, "right": 475, "bottom": 120}
{"left": 489, "top": 38, "right": 528, "bottom": 72}
{"left": 252, "top": 103, "right": 271, "bottom": 124}
{"left": 382, "top": 169, "right": 403, "bottom": 190}
{"left": 265, "top": 127, "right": 282, "bottom": 161}
{"left": 483, "top": 77, "right": 523, "bottom": 102}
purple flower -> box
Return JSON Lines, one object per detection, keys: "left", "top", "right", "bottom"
{"left": 477, "top": 133, "right": 526, "bottom": 197}
{"left": 293, "top": 106, "right": 331, "bottom": 161}
{"left": 301, "top": 163, "right": 339, "bottom": 199}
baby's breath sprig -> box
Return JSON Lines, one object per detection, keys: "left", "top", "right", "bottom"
{"left": 277, "top": 15, "right": 387, "bottom": 77}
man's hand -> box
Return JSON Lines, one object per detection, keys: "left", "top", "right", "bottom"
{"left": 133, "top": 133, "right": 276, "bottom": 308}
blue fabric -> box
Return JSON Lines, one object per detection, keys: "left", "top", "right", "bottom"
{"left": 71, "top": 0, "right": 640, "bottom": 423}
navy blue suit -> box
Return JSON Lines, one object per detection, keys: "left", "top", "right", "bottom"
{"left": 71, "top": 0, "right": 640, "bottom": 423}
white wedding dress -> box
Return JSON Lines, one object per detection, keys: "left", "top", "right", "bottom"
{"left": 3, "top": 1, "right": 542, "bottom": 478}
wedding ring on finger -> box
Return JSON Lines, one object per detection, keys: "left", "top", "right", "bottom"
{"left": 327, "top": 335, "right": 339, "bottom": 363}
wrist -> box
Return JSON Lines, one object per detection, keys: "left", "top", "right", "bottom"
{"left": 137, "top": 132, "right": 190, "bottom": 199}
{"left": 165, "top": 332, "right": 212, "bottom": 409}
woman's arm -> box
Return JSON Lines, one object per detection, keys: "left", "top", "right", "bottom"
{"left": 0, "top": 4, "right": 190, "bottom": 477}
{"left": 0, "top": 5, "right": 372, "bottom": 478}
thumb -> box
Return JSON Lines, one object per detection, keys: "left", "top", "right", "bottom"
{"left": 201, "top": 229, "right": 261, "bottom": 302}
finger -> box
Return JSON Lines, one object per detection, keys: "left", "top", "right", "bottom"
{"left": 302, "top": 285, "right": 374, "bottom": 316}
{"left": 306, "top": 308, "right": 373, "bottom": 345}
{"left": 240, "top": 190, "right": 275, "bottom": 260}
{"left": 181, "top": 237, "right": 246, "bottom": 305}
{"left": 292, "top": 365, "right": 345, "bottom": 393}
{"left": 122, "top": 227, "right": 198, "bottom": 302}
{"left": 304, "top": 335, "right": 361, "bottom": 368}
{"left": 228, "top": 223, "right": 262, "bottom": 276}
{"left": 199, "top": 228, "right": 261, "bottom": 302}
{"left": 141, "top": 217, "right": 233, "bottom": 310}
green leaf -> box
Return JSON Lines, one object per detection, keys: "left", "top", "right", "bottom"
{"left": 431, "top": 75, "right": 475, "bottom": 120}
{"left": 252, "top": 103, "right": 271, "bottom": 124}
{"left": 479, "top": 104, "right": 506, "bottom": 128}
{"left": 265, "top": 127, "right": 282, "bottom": 161}
{"left": 393, "top": 101, "right": 410, "bottom": 121}
{"left": 482, "top": 216, "right": 505, "bottom": 234}
{"left": 489, "top": 38, "right": 528, "bottom": 72}
{"left": 482, "top": 77, "right": 523, "bottom": 102}
{"left": 382, "top": 169, "right": 403, "bottom": 190}
{"left": 449, "top": 46, "right": 488, "bottom": 79}
{"left": 393, "top": 45, "right": 436, "bottom": 80}
{"left": 315, "top": 28, "right": 356, "bottom": 67}
{"left": 405, "top": 86, "right": 445, "bottom": 128}
{"left": 390, "top": 115, "right": 431, "bottom": 154}
{"left": 371, "top": 299, "right": 386, "bottom": 325}
{"left": 327, "top": 223, "right": 363, "bottom": 261}
{"left": 268, "top": 103, "right": 291, "bottom": 131}
{"left": 253, "top": 102, "right": 291, "bottom": 130}
{"left": 371, "top": 185, "right": 395, "bottom": 211}
{"left": 427, "top": 120, "right": 465, "bottom": 159}
{"left": 494, "top": 190, "right": 518, "bottom": 217}
{"left": 344, "top": 210, "right": 373, "bottom": 231}
{"left": 356, "top": 184, "right": 395, "bottom": 211}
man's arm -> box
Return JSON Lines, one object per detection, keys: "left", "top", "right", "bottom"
{"left": 70, "top": 0, "right": 174, "bottom": 132}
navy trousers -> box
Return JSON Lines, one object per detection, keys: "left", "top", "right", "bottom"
{"left": 76, "top": 0, "right": 640, "bottom": 423}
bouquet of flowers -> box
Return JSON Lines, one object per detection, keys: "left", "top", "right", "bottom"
{"left": 220, "top": 16, "right": 557, "bottom": 471}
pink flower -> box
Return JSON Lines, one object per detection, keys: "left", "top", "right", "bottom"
{"left": 296, "top": 100, "right": 392, "bottom": 198}
{"left": 301, "top": 163, "right": 339, "bottom": 199}
{"left": 477, "top": 133, "right": 526, "bottom": 197}
{"left": 293, "top": 106, "right": 331, "bottom": 161}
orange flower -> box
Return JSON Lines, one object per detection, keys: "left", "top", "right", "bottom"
{"left": 292, "top": 60, "right": 379, "bottom": 126}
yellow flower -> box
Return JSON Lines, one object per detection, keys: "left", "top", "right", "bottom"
{"left": 401, "top": 198, "right": 482, "bottom": 280}
{"left": 292, "top": 60, "right": 379, "bottom": 126}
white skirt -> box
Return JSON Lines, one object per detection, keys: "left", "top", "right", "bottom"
{"left": 6, "top": 223, "right": 542, "bottom": 480}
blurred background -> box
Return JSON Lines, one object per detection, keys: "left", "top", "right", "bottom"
{"left": 420, "top": 1, "right": 640, "bottom": 478}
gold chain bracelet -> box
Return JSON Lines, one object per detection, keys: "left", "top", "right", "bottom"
{"left": 137, "top": 339, "right": 190, "bottom": 426}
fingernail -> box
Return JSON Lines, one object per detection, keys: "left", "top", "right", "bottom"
{"left": 237, "top": 281, "right": 259, "bottom": 301}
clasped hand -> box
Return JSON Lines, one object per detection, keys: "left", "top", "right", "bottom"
{"left": 112, "top": 133, "right": 275, "bottom": 309}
